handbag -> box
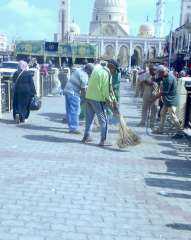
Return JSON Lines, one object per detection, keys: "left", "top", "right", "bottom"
{"left": 30, "top": 96, "right": 42, "bottom": 111}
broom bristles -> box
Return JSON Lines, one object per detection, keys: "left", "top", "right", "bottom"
{"left": 117, "top": 115, "right": 141, "bottom": 148}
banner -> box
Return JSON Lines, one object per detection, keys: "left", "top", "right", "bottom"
{"left": 15, "top": 41, "right": 98, "bottom": 58}
{"left": 15, "top": 41, "right": 43, "bottom": 55}
{"left": 73, "top": 44, "right": 98, "bottom": 58}
{"left": 45, "top": 42, "right": 59, "bottom": 52}
{"left": 59, "top": 44, "right": 72, "bottom": 57}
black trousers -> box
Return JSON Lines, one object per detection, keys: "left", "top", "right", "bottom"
{"left": 13, "top": 92, "right": 32, "bottom": 121}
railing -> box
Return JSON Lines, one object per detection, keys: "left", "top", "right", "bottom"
{"left": 0, "top": 68, "right": 59, "bottom": 114}
{"left": 0, "top": 77, "right": 13, "bottom": 113}
{"left": 40, "top": 69, "right": 55, "bottom": 97}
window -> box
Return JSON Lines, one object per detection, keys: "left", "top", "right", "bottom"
{"left": 109, "top": 15, "right": 111, "bottom": 20}
{"left": 96, "top": 15, "right": 98, "bottom": 21}
{"left": 186, "top": 13, "right": 191, "bottom": 23}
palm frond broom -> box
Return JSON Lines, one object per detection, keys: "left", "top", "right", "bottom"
{"left": 117, "top": 114, "right": 141, "bottom": 148}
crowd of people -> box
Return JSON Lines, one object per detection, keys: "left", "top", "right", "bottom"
{"left": 131, "top": 64, "right": 185, "bottom": 139}
{"left": 11, "top": 57, "right": 187, "bottom": 146}
{"left": 11, "top": 59, "right": 121, "bottom": 146}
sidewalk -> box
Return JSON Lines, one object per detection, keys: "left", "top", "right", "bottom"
{"left": 0, "top": 81, "right": 191, "bottom": 240}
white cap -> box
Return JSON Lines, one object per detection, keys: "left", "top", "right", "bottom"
{"left": 157, "top": 65, "right": 168, "bottom": 72}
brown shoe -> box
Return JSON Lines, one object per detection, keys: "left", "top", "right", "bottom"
{"left": 82, "top": 136, "right": 93, "bottom": 144}
{"left": 98, "top": 140, "right": 112, "bottom": 147}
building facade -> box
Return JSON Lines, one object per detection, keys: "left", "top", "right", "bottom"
{"left": 180, "top": 0, "right": 191, "bottom": 26}
{"left": 58, "top": 0, "right": 166, "bottom": 67}
{"left": 165, "top": 0, "right": 191, "bottom": 70}
{"left": 0, "top": 34, "right": 8, "bottom": 52}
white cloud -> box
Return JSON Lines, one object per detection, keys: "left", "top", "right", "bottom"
{"left": 4, "top": 0, "right": 52, "bottom": 18}
{"left": 0, "top": 0, "right": 57, "bottom": 40}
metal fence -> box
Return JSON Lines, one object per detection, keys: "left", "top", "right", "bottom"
{"left": 40, "top": 69, "right": 55, "bottom": 97}
{"left": 0, "top": 69, "right": 57, "bottom": 114}
{"left": 0, "top": 79, "right": 13, "bottom": 113}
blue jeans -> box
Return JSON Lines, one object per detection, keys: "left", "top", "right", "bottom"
{"left": 65, "top": 93, "right": 80, "bottom": 131}
{"left": 84, "top": 99, "right": 108, "bottom": 141}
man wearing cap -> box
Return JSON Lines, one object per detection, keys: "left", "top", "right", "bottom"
{"left": 108, "top": 59, "right": 121, "bottom": 102}
{"left": 153, "top": 65, "right": 183, "bottom": 137}
{"left": 82, "top": 61, "right": 118, "bottom": 146}
{"left": 64, "top": 63, "right": 94, "bottom": 134}
{"left": 138, "top": 65, "right": 159, "bottom": 128}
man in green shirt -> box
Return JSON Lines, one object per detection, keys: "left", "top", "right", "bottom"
{"left": 109, "top": 60, "right": 121, "bottom": 102}
{"left": 82, "top": 62, "right": 117, "bottom": 146}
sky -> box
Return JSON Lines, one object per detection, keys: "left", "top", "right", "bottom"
{"left": 0, "top": 0, "right": 181, "bottom": 42}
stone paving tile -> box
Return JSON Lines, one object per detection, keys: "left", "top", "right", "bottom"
{"left": 0, "top": 81, "right": 191, "bottom": 240}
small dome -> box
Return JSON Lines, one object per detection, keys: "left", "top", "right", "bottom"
{"left": 139, "top": 23, "right": 155, "bottom": 37}
{"left": 70, "top": 22, "right": 80, "bottom": 35}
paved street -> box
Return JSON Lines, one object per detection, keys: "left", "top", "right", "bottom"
{"left": 0, "top": 80, "right": 191, "bottom": 240}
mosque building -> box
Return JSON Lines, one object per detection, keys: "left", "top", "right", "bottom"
{"left": 58, "top": 0, "right": 166, "bottom": 67}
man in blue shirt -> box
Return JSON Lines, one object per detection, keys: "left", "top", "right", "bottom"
{"left": 64, "top": 63, "right": 94, "bottom": 134}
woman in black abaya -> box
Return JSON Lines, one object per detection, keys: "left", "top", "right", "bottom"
{"left": 13, "top": 61, "right": 36, "bottom": 124}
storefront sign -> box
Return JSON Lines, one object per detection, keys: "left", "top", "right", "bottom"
{"left": 15, "top": 41, "right": 43, "bottom": 55}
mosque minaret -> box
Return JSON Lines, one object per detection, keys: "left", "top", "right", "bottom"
{"left": 59, "top": 0, "right": 71, "bottom": 42}
{"left": 154, "top": 0, "right": 165, "bottom": 38}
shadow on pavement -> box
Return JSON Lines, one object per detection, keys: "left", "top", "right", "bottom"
{"left": 158, "top": 142, "right": 176, "bottom": 149}
{"left": 18, "top": 124, "right": 68, "bottom": 133}
{"left": 157, "top": 192, "right": 191, "bottom": 200}
{"left": 161, "top": 145, "right": 191, "bottom": 161}
{"left": 38, "top": 112, "right": 65, "bottom": 124}
{"left": 85, "top": 142, "right": 129, "bottom": 153}
{"left": 24, "top": 134, "right": 81, "bottom": 143}
{"left": 0, "top": 118, "right": 15, "bottom": 125}
{"left": 166, "top": 223, "right": 191, "bottom": 231}
{"left": 145, "top": 157, "right": 168, "bottom": 161}
{"left": 148, "top": 157, "right": 191, "bottom": 178}
{"left": 23, "top": 134, "right": 128, "bottom": 153}
{"left": 161, "top": 149, "right": 180, "bottom": 157}
{"left": 145, "top": 177, "right": 191, "bottom": 192}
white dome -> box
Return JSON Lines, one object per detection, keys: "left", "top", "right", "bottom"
{"left": 70, "top": 22, "right": 80, "bottom": 35}
{"left": 94, "top": 0, "right": 126, "bottom": 10}
{"left": 139, "top": 23, "right": 155, "bottom": 37}
{"left": 90, "top": 0, "right": 129, "bottom": 36}
{"left": 93, "top": 0, "right": 127, "bottom": 16}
